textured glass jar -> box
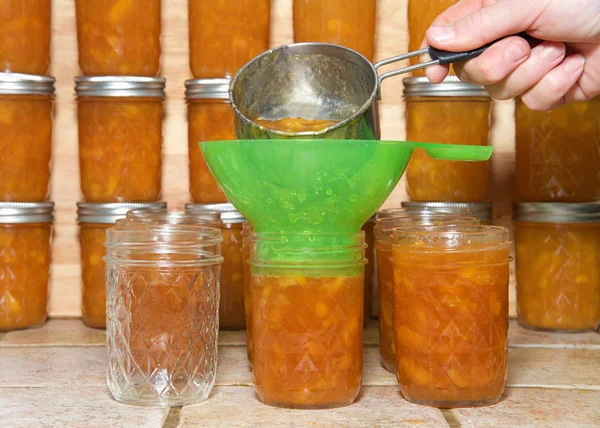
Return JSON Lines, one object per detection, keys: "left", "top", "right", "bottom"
{"left": 293, "top": 0, "right": 377, "bottom": 61}
{"left": 404, "top": 77, "right": 491, "bottom": 202}
{"left": 105, "top": 222, "right": 223, "bottom": 406}
{"left": 392, "top": 225, "right": 511, "bottom": 408}
{"left": 514, "top": 203, "right": 600, "bottom": 332}
{"left": 186, "top": 79, "right": 234, "bottom": 203}
{"left": 188, "top": 0, "right": 270, "bottom": 78}
{"left": 0, "top": 74, "right": 54, "bottom": 202}
{"left": 77, "top": 202, "right": 166, "bottom": 328}
{"left": 76, "top": 77, "right": 165, "bottom": 202}
{"left": 375, "top": 213, "right": 479, "bottom": 374}
{"left": 515, "top": 98, "right": 600, "bottom": 202}
{"left": 75, "top": 0, "right": 161, "bottom": 76}
{"left": 402, "top": 201, "right": 493, "bottom": 224}
{"left": 361, "top": 216, "right": 375, "bottom": 323}
{"left": 0, "top": 202, "right": 53, "bottom": 331}
{"left": 0, "top": 0, "right": 51, "bottom": 74}
{"left": 186, "top": 203, "right": 247, "bottom": 329}
{"left": 248, "top": 232, "right": 366, "bottom": 409}
{"left": 241, "top": 222, "right": 253, "bottom": 364}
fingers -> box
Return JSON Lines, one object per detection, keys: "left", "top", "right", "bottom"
{"left": 484, "top": 41, "right": 567, "bottom": 99}
{"left": 453, "top": 36, "right": 531, "bottom": 85}
{"left": 426, "top": 0, "right": 542, "bottom": 51}
{"left": 521, "top": 54, "right": 586, "bottom": 110}
{"left": 425, "top": 64, "right": 450, "bottom": 84}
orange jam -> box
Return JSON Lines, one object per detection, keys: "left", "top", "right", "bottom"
{"left": 392, "top": 226, "right": 510, "bottom": 407}
{"left": 408, "top": 0, "right": 459, "bottom": 76}
{"left": 241, "top": 224, "right": 253, "bottom": 363}
{"left": 0, "top": 92, "right": 53, "bottom": 202}
{"left": 76, "top": 77, "right": 165, "bottom": 202}
{"left": 362, "top": 219, "right": 375, "bottom": 323}
{"left": 0, "top": 203, "right": 53, "bottom": 331}
{"left": 293, "top": 0, "right": 377, "bottom": 61}
{"left": 0, "top": 0, "right": 51, "bottom": 74}
{"left": 254, "top": 117, "right": 340, "bottom": 133}
{"left": 75, "top": 0, "right": 161, "bottom": 76}
{"left": 189, "top": 0, "right": 271, "bottom": 78}
{"left": 219, "top": 223, "right": 246, "bottom": 329}
{"left": 252, "top": 274, "right": 363, "bottom": 408}
{"left": 515, "top": 98, "right": 600, "bottom": 202}
{"left": 186, "top": 80, "right": 234, "bottom": 204}
{"left": 405, "top": 78, "right": 490, "bottom": 202}
{"left": 80, "top": 223, "right": 110, "bottom": 328}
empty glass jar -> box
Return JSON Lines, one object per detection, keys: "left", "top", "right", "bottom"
{"left": 105, "top": 221, "right": 223, "bottom": 406}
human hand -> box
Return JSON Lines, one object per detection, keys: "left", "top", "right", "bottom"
{"left": 424, "top": 0, "right": 600, "bottom": 110}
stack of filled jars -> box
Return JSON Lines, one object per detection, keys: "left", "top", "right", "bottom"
{"left": 514, "top": 99, "right": 600, "bottom": 333}
{"left": 73, "top": 0, "right": 165, "bottom": 328}
{"left": 0, "top": 1, "right": 55, "bottom": 332}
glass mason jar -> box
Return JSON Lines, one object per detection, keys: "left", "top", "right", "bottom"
{"left": 293, "top": 0, "right": 377, "bottom": 62}
{"left": 0, "top": 202, "right": 53, "bottom": 331}
{"left": 186, "top": 79, "right": 234, "bottom": 203}
{"left": 515, "top": 98, "right": 600, "bottom": 202}
{"left": 362, "top": 216, "right": 375, "bottom": 324}
{"left": 391, "top": 225, "right": 511, "bottom": 408}
{"left": 248, "top": 232, "right": 366, "bottom": 409}
{"left": 375, "top": 213, "right": 479, "bottom": 374}
{"left": 514, "top": 203, "right": 600, "bottom": 332}
{"left": 188, "top": 0, "right": 270, "bottom": 78}
{"left": 408, "top": 0, "right": 458, "bottom": 76}
{"left": 75, "top": 0, "right": 161, "bottom": 76}
{"left": 402, "top": 201, "right": 493, "bottom": 224}
{"left": 0, "top": 0, "right": 51, "bottom": 74}
{"left": 105, "top": 222, "right": 223, "bottom": 406}
{"left": 0, "top": 74, "right": 54, "bottom": 202}
{"left": 76, "top": 76, "right": 165, "bottom": 202}
{"left": 186, "top": 203, "right": 247, "bottom": 329}
{"left": 241, "top": 221, "right": 253, "bottom": 364}
{"left": 77, "top": 202, "right": 167, "bottom": 328}
{"left": 404, "top": 77, "right": 491, "bottom": 202}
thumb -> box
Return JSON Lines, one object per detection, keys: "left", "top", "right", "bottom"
{"left": 426, "top": 0, "right": 542, "bottom": 51}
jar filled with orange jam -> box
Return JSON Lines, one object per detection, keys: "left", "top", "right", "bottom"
{"left": 375, "top": 212, "right": 479, "bottom": 374}
{"left": 293, "top": 0, "right": 377, "bottom": 61}
{"left": 404, "top": 77, "right": 491, "bottom": 202}
{"left": 408, "top": 0, "right": 458, "bottom": 76}
{"left": 0, "top": 202, "right": 53, "bottom": 331}
{"left": 76, "top": 76, "right": 165, "bottom": 202}
{"left": 514, "top": 203, "right": 600, "bottom": 332}
{"left": 186, "top": 203, "right": 247, "bottom": 330}
{"left": 77, "top": 202, "right": 167, "bottom": 328}
{"left": 188, "top": 0, "right": 270, "bottom": 78}
{"left": 402, "top": 202, "right": 493, "bottom": 224}
{"left": 75, "top": 0, "right": 161, "bottom": 76}
{"left": 105, "top": 221, "right": 223, "bottom": 406}
{"left": 0, "top": 74, "right": 54, "bottom": 202}
{"left": 248, "top": 232, "right": 366, "bottom": 409}
{"left": 0, "top": 0, "right": 51, "bottom": 74}
{"left": 515, "top": 98, "right": 600, "bottom": 202}
{"left": 241, "top": 222, "right": 254, "bottom": 364}
{"left": 362, "top": 216, "right": 375, "bottom": 323}
{"left": 186, "top": 79, "right": 234, "bottom": 203}
{"left": 391, "top": 225, "right": 510, "bottom": 408}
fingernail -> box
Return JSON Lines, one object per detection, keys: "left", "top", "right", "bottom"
{"left": 564, "top": 55, "right": 585, "bottom": 73}
{"left": 505, "top": 40, "right": 529, "bottom": 63}
{"left": 428, "top": 25, "right": 455, "bottom": 43}
{"left": 540, "top": 43, "right": 565, "bottom": 61}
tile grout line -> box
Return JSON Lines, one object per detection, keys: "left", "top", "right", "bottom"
{"left": 162, "top": 406, "right": 182, "bottom": 428}
{"left": 441, "top": 409, "right": 462, "bottom": 428}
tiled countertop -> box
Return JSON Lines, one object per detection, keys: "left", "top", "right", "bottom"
{"left": 1, "top": 320, "right": 600, "bottom": 427}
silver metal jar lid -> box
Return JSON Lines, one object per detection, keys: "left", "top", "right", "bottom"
{"left": 185, "top": 78, "right": 230, "bottom": 100}
{"left": 77, "top": 202, "right": 167, "bottom": 224}
{"left": 0, "top": 202, "right": 54, "bottom": 223}
{"left": 402, "top": 201, "right": 493, "bottom": 223}
{"left": 74, "top": 76, "right": 166, "bottom": 98}
{"left": 513, "top": 202, "right": 600, "bottom": 223}
{"left": 403, "top": 76, "right": 489, "bottom": 98}
{"left": 185, "top": 203, "right": 245, "bottom": 224}
{"left": 0, "top": 73, "right": 55, "bottom": 96}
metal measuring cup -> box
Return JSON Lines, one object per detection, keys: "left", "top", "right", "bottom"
{"left": 229, "top": 33, "right": 535, "bottom": 140}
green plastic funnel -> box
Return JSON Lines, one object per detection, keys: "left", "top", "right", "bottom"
{"left": 200, "top": 139, "right": 492, "bottom": 235}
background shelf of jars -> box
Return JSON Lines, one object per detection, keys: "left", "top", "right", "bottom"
{"left": 47, "top": 0, "right": 517, "bottom": 318}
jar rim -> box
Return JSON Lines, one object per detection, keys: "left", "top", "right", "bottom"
{"left": 0, "top": 202, "right": 54, "bottom": 223}
{"left": 513, "top": 202, "right": 600, "bottom": 223}
{"left": 401, "top": 201, "right": 493, "bottom": 222}
{"left": 75, "top": 76, "right": 166, "bottom": 98}
{"left": 77, "top": 202, "right": 167, "bottom": 224}
{"left": 403, "top": 76, "right": 489, "bottom": 98}
{"left": 0, "top": 73, "right": 55, "bottom": 96}
{"left": 124, "top": 210, "right": 220, "bottom": 225}
{"left": 391, "top": 225, "right": 510, "bottom": 251}
{"left": 185, "top": 78, "right": 230, "bottom": 100}
{"left": 185, "top": 203, "right": 245, "bottom": 224}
